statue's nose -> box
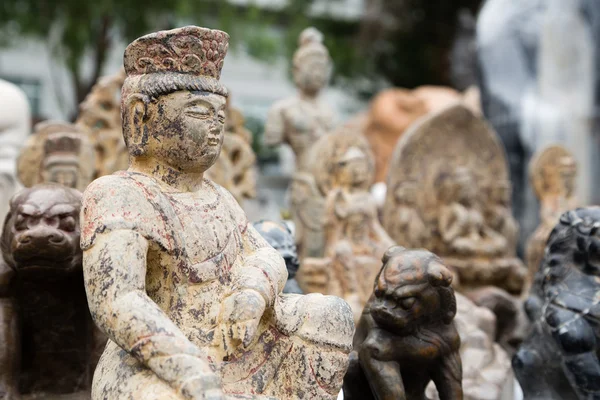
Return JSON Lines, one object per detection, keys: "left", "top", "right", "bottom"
{"left": 19, "top": 227, "right": 66, "bottom": 246}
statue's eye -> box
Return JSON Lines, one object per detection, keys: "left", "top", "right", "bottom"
{"left": 400, "top": 297, "right": 415, "bottom": 310}
{"left": 15, "top": 214, "right": 28, "bottom": 231}
{"left": 217, "top": 112, "right": 226, "bottom": 124}
{"left": 185, "top": 106, "right": 211, "bottom": 119}
{"left": 58, "top": 215, "right": 76, "bottom": 232}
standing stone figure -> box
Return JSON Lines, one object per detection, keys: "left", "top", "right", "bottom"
{"left": 514, "top": 208, "right": 600, "bottom": 399}
{"left": 82, "top": 26, "right": 354, "bottom": 400}
{"left": 17, "top": 121, "right": 96, "bottom": 192}
{"left": 0, "top": 79, "right": 30, "bottom": 225}
{"left": 265, "top": 27, "right": 335, "bottom": 260}
{"left": 264, "top": 27, "right": 334, "bottom": 173}
{"left": 525, "top": 145, "right": 577, "bottom": 289}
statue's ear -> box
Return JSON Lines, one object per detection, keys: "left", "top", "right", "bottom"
{"left": 124, "top": 94, "right": 150, "bottom": 157}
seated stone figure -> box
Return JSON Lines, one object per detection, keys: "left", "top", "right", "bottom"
{"left": 297, "top": 132, "right": 394, "bottom": 322}
{"left": 81, "top": 26, "right": 354, "bottom": 400}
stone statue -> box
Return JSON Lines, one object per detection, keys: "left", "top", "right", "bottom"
{"left": 296, "top": 130, "right": 394, "bottom": 321}
{"left": 81, "top": 26, "right": 354, "bottom": 400}
{"left": 0, "top": 184, "right": 103, "bottom": 398}
{"left": 17, "top": 121, "right": 96, "bottom": 192}
{"left": 343, "top": 246, "right": 463, "bottom": 400}
{"left": 205, "top": 96, "right": 256, "bottom": 204}
{"left": 264, "top": 27, "right": 335, "bottom": 260}
{"left": 525, "top": 145, "right": 577, "bottom": 289}
{"left": 76, "top": 69, "right": 128, "bottom": 178}
{"left": 253, "top": 220, "right": 302, "bottom": 294}
{"left": 0, "top": 79, "right": 31, "bottom": 226}
{"left": 383, "top": 104, "right": 525, "bottom": 295}
{"left": 514, "top": 207, "right": 600, "bottom": 399}
{"left": 264, "top": 27, "right": 335, "bottom": 173}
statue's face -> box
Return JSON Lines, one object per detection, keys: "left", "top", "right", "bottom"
{"left": 293, "top": 55, "right": 330, "bottom": 95}
{"left": 336, "top": 155, "right": 371, "bottom": 189}
{"left": 145, "top": 90, "right": 227, "bottom": 172}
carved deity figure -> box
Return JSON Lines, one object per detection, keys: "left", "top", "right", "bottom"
{"left": 0, "top": 79, "right": 31, "bottom": 224}
{"left": 296, "top": 130, "right": 394, "bottom": 321}
{"left": 525, "top": 145, "right": 577, "bottom": 289}
{"left": 343, "top": 246, "right": 463, "bottom": 400}
{"left": 514, "top": 208, "right": 600, "bottom": 400}
{"left": 383, "top": 104, "right": 526, "bottom": 295}
{"left": 76, "top": 69, "right": 129, "bottom": 178}
{"left": 0, "top": 184, "right": 104, "bottom": 398}
{"left": 265, "top": 27, "right": 335, "bottom": 173}
{"left": 81, "top": 26, "right": 354, "bottom": 400}
{"left": 17, "top": 121, "right": 96, "bottom": 192}
{"left": 205, "top": 96, "right": 256, "bottom": 203}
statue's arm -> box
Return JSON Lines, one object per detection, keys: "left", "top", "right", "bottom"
{"left": 359, "top": 330, "right": 405, "bottom": 400}
{"left": 439, "top": 206, "right": 461, "bottom": 243}
{"left": 84, "top": 231, "right": 221, "bottom": 398}
{"left": 263, "top": 102, "right": 285, "bottom": 147}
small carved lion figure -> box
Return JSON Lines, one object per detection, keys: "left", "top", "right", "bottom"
{"left": 0, "top": 184, "right": 103, "bottom": 397}
{"left": 344, "top": 246, "right": 463, "bottom": 400}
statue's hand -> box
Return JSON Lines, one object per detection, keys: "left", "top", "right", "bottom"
{"left": 220, "top": 289, "right": 266, "bottom": 349}
{"left": 181, "top": 373, "right": 225, "bottom": 400}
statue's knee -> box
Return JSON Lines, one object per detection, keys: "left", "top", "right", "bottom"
{"left": 512, "top": 346, "right": 541, "bottom": 375}
{"left": 281, "top": 293, "right": 354, "bottom": 349}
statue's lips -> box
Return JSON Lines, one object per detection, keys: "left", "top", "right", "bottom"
{"left": 207, "top": 137, "right": 220, "bottom": 146}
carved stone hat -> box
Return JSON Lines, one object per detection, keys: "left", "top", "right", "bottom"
{"left": 123, "top": 26, "right": 229, "bottom": 98}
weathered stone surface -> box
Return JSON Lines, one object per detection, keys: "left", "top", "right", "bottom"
{"left": 0, "top": 184, "right": 103, "bottom": 398}
{"left": 82, "top": 26, "right": 354, "bottom": 400}
{"left": 525, "top": 145, "right": 577, "bottom": 290}
{"left": 0, "top": 79, "right": 31, "bottom": 226}
{"left": 264, "top": 27, "right": 335, "bottom": 173}
{"left": 76, "top": 69, "right": 128, "bottom": 179}
{"left": 297, "top": 129, "right": 394, "bottom": 321}
{"left": 17, "top": 121, "right": 96, "bottom": 192}
{"left": 514, "top": 207, "right": 600, "bottom": 399}
{"left": 343, "top": 246, "right": 463, "bottom": 400}
{"left": 383, "top": 104, "right": 525, "bottom": 295}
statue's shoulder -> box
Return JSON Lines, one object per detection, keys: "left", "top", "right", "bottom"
{"left": 81, "top": 172, "right": 169, "bottom": 250}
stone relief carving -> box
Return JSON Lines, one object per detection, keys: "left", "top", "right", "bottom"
{"left": 525, "top": 145, "right": 577, "bottom": 290}
{"left": 383, "top": 104, "right": 525, "bottom": 295}
{"left": 81, "top": 26, "right": 354, "bottom": 400}
{"left": 17, "top": 122, "right": 96, "bottom": 192}
{"left": 296, "top": 129, "right": 394, "bottom": 321}
{"left": 76, "top": 69, "right": 128, "bottom": 178}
